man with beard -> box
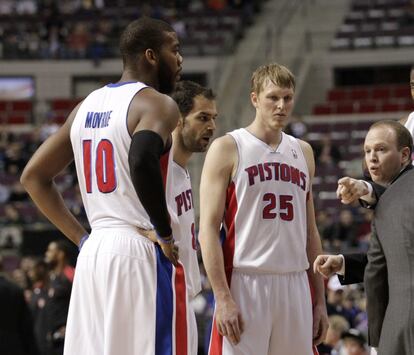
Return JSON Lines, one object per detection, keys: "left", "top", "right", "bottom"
{"left": 142, "top": 80, "right": 218, "bottom": 354}
{"left": 21, "top": 17, "right": 184, "bottom": 354}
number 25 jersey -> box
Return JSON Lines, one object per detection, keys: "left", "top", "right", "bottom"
{"left": 223, "top": 128, "right": 310, "bottom": 274}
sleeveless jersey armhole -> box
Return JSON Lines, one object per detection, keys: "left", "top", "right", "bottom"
{"left": 291, "top": 136, "right": 311, "bottom": 194}
{"left": 226, "top": 133, "right": 241, "bottom": 183}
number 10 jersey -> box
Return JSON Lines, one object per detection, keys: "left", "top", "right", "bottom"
{"left": 70, "top": 81, "right": 169, "bottom": 231}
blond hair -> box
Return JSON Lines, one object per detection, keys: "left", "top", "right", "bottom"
{"left": 251, "top": 63, "right": 295, "bottom": 94}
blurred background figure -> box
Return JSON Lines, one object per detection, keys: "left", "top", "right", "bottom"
{"left": 0, "top": 255, "right": 39, "bottom": 355}
{"left": 43, "top": 240, "right": 74, "bottom": 355}
{"left": 27, "top": 258, "right": 49, "bottom": 355}
{"left": 339, "top": 329, "right": 368, "bottom": 355}
{"left": 318, "top": 314, "right": 350, "bottom": 355}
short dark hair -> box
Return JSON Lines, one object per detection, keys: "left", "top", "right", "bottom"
{"left": 54, "top": 240, "right": 73, "bottom": 259}
{"left": 171, "top": 80, "right": 215, "bottom": 117}
{"left": 370, "top": 120, "right": 413, "bottom": 157}
{"left": 119, "top": 17, "right": 175, "bottom": 67}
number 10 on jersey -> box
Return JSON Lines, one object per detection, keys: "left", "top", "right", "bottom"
{"left": 83, "top": 139, "right": 117, "bottom": 193}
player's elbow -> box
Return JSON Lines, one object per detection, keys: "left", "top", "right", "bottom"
{"left": 20, "top": 164, "right": 35, "bottom": 191}
{"left": 20, "top": 162, "right": 48, "bottom": 192}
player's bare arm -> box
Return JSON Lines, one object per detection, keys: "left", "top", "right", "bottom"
{"left": 128, "top": 88, "right": 179, "bottom": 143}
{"left": 299, "top": 139, "right": 329, "bottom": 345}
{"left": 21, "top": 103, "right": 88, "bottom": 245}
{"left": 199, "top": 135, "right": 244, "bottom": 345}
{"left": 128, "top": 90, "right": 180, "bottom": 264}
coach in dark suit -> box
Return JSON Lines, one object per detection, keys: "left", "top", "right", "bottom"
{"left": 315, "top": 120, "right": 414, "bottom": 355}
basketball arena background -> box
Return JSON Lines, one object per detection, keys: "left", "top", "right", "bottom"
{"left": 0, "top": 0, "right": 412, "bottom": 353}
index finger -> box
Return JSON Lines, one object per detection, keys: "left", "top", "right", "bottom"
{"left": 337, "top": 176, "right": 352, "bottom": 187}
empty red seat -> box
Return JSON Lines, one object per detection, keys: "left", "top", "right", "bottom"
{"left": 381, "top": 102, "right": 400, "bottom": 112}
{"left": 372, "top": 87, "right": 390, "bottom": 99}
{"left": 336, "top": 102, "right": 355, "bottom": 114}
{"left": 328, "top": 88, "right": 348, "bottom": 101}
{"left": 313, "top": 104, "right": 333, "bottom": 115}
{"left": 393, "top": 85, "right": 411, "bottom": 98}
{"left": 8, "top": 115, "right": 27, "bottom": 124}
{"left": 350, "top": 87, "right": 370, "bottom": 100}
{"left": 51, "top": 99, "right": 80, "bottom": 111}
{"left": 358, "top": 101, "right": 377, "bottom": 113}
{"left": 11, "top": 100, "right": 32, "bottom": 111}
{"left": 402, "top": 101, "right": 414, "bottom": 112}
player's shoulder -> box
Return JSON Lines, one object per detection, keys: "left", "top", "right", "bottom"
{"left": 296, "top": 138, "right": 313, "bottom": 155}
{"left": 129, "top": 87, "right": 179, "bottom": 130}
{"left": 209, "top": 134, "right": 237, "bottom": 154}
{"left": 134, "top": 87, "right": 177, "bottom": 111}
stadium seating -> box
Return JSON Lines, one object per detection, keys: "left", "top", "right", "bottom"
{"left": 313, "top": 84, "right": 413, "bottom": 115}
{"left": 331, "top": 0, "right": 414, "bottom": 50}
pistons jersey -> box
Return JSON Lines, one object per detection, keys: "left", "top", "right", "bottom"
{"left": 166, "top": 157, "right": 202, "bottom": 298}
{"left": 70, "top": 81, "right": 175, "bottom": 230}
{"left": 222, "top": 128, "right": 310, "bottom": 274}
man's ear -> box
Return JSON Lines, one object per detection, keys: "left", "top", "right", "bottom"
{"left": 251, "top": 91, "right": 258, "bottom": 108}
{"left": 144, "top": 48, "right": 157, "bottom": 65}
{"left": 401, "top": 146, "right": 411, "bottom": 165}
{"left": 177, "top": 114, "right": 184, "bottom": 128}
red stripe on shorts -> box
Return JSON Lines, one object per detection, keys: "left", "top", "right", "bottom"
{"left": 175, "top": 263, "right": 187, "bottom": 355}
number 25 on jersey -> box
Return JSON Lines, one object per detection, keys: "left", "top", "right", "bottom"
{"left": 83, "top": 139, "right": 117, "bottom": 193}
{"left": 262, "top": 193, "right": 294, "bottom": 221}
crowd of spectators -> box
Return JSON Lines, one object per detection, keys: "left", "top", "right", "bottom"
{"left": 0, "top": 0, "right": 264, "bottom": 60}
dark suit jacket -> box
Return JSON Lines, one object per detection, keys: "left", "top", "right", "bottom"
{"left": 338, "top": 253, "right": 367, "bottom": 285}
{"left": 364, "top": 166, "right": 414, "bottom": 354}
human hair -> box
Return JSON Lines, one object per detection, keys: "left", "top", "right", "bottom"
{"left": 171, "top": 80, "right": 215, "bottom": 117}
{"left": 251, "top": 63, "right": 295, "bottom": 94}
{"left": 328, "top": 315, "right": 350, "bottom": 334}
{"left": 119, "top": 17, "right": 175, "bottom": 67}
{"left": 369, "top": 120, "right": 413, "bottom": 157}
{"left": 54, "top": 240, "right": 73, "bottom": 260}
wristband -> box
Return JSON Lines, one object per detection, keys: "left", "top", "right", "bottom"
{"left": 156, "top": 233, "right": 175, "bottom": 245}
{"left": 78, "top": 234, "right": 89, "bottom": 251}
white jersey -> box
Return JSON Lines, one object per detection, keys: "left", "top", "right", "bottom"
{"left": 166, "top": 158, "right": 201, "bottom": 298}
{"left": 222, "top": 128, "right": 310, "bottom": 274}
{"left": 404, "top": 111, "right": 414, "bottom": 165}
{"left": 405, "top": 111, "right": 414, "bottom": 135}
{"left": 70, "top": 81, "right": 175, "bottom": 231}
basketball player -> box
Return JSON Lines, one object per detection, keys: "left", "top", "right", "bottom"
{"left": 142, "top": 80, "right": 218, "bottom": 354}
{"left": 199, "top": 63, "right": 328, "bottom": 355}
{"left": 21, "top": 17, "right": 185, "bottom": 355}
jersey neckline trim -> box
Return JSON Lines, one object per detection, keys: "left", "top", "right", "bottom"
{"left": 242, "top": 128, "right": 284, "bottom": 153}
{"left": 107, "top": 81, "right": 138, "bottom": 88}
